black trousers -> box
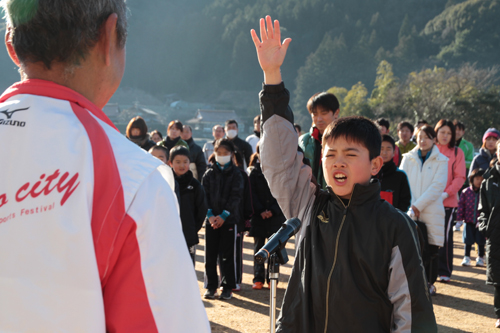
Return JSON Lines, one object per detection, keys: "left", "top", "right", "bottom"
{"left": 235, "top": 232, "right": 244, "bottom": 284}
{"left": 426, "top": 245, "right": 440, "bottom": 285}
{"left": 438, "top": 207, "right": 456, "bottom": 278}
{"left": 253, "top": 236, "right": 269, "bottom": 283}
{"left": 495, "top": 285, "right": 500, "bottom": 318}
{"left": 205, "top": 223, "right": 237, "bottom": 290}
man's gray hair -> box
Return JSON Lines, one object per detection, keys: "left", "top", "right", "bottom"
{"left": 1, "top": 0, "right": 127, "bottom": 69}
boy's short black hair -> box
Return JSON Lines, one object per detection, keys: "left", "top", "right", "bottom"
{"left": 294, "top": 123, "right": 302, "bottom": 133}
{"left": 225, "top": 119, "right": 238, "bottom": 128}
{"left": 322, "top": 116, "right": 381, "bottom": 160}
{"left": 382, "top": 134, "right": 396, "bottom": 150}
{"left": 149, "top": 145, "right": 169, "bottom": 159}
{"left": 214, "top": 138, "right": 236, "bottom": 154}
{"left": 453, "top": 120, "right": 465, "bottom": 131}
{"left": 375, "top": 118, "right": 390, "bottom": 130}
{"left": 397, "top": 121, "right": 414, "bottom": 133}
{"left": 307, "top": 92, "right": 340, "bottom": 115}
{"left": 169, "top": 146, "right": 190, "bottom": 162}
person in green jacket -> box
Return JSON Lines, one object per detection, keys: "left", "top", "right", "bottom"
{"left": 454, "top": 120, "right": 475, "bottom": 173}
{"left": 396, "top": 121, "right": 416, "bottom": 155}
{"left": 298, "top": 92, "right": 340, "bottom": 188}
{"left": 158, "top": 120, "right": 189, "bottom": 159}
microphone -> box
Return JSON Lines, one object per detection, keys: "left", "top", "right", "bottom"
{"left": 255, "top": 218, "right": 301, "bottom": 264}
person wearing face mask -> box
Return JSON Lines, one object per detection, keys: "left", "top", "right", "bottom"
{"left": 434, "top": 119, "right": 466, "bottom": 283}
{"left": 158, "top": 120, "right": 189, "bottom": 154}
{"left": 225, "top": 119, "right": 253, "bottom": 169}
{"left": 125, "top": 116, "right": 156, "bottom": 151}
{"left": 246, "top": 115, "right": 261, "bottom": 153}
{"left": 299, "top": 92, "right": 340, "bottom": 189}
{"left": 400, "top": 125, "right": 448, "bottom": 296}
{"left": 201, "top": 138, "right": 244, "bottom": 300}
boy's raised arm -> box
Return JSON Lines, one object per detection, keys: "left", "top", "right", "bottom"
{"left": 251, "top": 16, "right": 316, "bottom": 226}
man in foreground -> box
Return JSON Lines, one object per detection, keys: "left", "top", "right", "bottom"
{"left": 251, "top": 16, "right": 436, "bottom": 332}
{"left": 0, "top": 1, "right": 209, "bottom": 331}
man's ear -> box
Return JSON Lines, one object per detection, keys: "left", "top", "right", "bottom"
{"left": 370, "top": 155, "right": 384, "bottom": 176}
{"left": 333, "top": 109, "right": 340, "bottom": 119}
{"left": 97, "top": 13, "right": 118, "bottom": 66}
{"left": 5, "top": 28, "right": 21, "bottom": 67}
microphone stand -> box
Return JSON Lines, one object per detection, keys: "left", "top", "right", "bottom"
{"left": 268, "top": 245, "right": 289, "bottom": 333}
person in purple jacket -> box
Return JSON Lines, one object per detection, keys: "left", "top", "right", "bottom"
{"left": 457, "top": 168, "right": 486, "bottom": 267}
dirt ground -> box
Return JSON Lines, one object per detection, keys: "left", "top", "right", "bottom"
{"left": 194, "top": 228, "right": 496, "bottom": 332}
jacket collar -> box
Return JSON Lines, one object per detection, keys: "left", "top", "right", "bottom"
{"left": 174, "top": 170, "right": 194, "bottom": 188}
{"left": 479, "top": 148, "right": 492, "bottom": 159}
{"left": 0, "top": 79, "right": 117, "bottom": 130}
{"left": 406, "top": 145, "right": 444, "bottom": 162}
{"left": 326, "top": 179, "right": 381, "bottom": 208}
{"left": 484, "top": 164, "right": 500, "bottom": 180}
{"left": 311, "top": 127, "right": 322, "bottom": 142}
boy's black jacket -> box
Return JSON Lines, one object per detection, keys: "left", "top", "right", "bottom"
{"left": 174, "top": 170, "right": 207, "bottom": 247}
{"left": 277, "top": 183, "right": 436, "bottom": 332}
{"left": 258, "top": 82, "right": 437, "bottom": 333}
{"left": 202, "top": 162, "right": 243, "bottom": 226}
{"left": 478, "top": 164, "right": 500, "bottom": 285}
{"left": 376, "top": 160, "right": 412, "bottom": 212}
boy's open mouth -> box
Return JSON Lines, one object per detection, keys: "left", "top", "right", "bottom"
{"left": 333, "top": 173, "right": 347, "bottom": 183}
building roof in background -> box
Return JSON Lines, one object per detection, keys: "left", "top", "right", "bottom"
{"left": 187, "top": 109, "right": 244, "bottom": 126}
{"left": 102, "top": 103, "right": 121, "bottom": 121}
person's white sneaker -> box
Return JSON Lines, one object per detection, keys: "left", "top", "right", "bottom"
{"left": 461, "top": 256, "right": 471, "bottom": 266}
{"left": 439, "top": 275, "right": 451, "bottom": 282}
{"left": 476, "top": 256, "right": 485, "bottom": 267}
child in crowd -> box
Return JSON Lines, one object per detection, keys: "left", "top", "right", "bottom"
{"left": 251, "top": 16, "right": 436, "bottom": 332}
{"left": 202, "top": 138, "right": 243, "bottom": 300}
{"left": 248, "top": 144, "right": 286, "bottom": 290}
{"left": 376, "top": 135, "right": 412, "bottom": 212}
{"left": 458, "top": 168, "right": 486, "bottom": 267}
{"left": 168, "top": 146, "right": 208, "bottom": 264}
{"left": 478, "top": 140, "right": 500, "bottom": 328}
{"left": 149, "top": 145, "right": 181, "bottom": 207}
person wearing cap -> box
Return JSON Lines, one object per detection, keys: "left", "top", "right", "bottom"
{"left": 470, "top": 128, "right": 500, "bottom": 176}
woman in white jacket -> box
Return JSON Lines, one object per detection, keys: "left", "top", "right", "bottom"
{"left": 401, "top": 125, "right": 448, "bottom": 296}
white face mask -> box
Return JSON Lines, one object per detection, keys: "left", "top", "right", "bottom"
{"left": 226, "top": 129, "right": 238, "bottom": 139}
{"left": 216, "top": 154, "right": 231, "bottom": 165}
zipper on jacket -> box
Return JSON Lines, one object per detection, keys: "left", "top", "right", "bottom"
{"left": 323, "top": 188, "right": 354, "bottom": 333}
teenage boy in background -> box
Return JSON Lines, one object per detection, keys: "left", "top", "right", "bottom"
{"left": 376, "top": 135, "right": 412, "bottom": 212}
{"left": 375, "top": 118, "right": 402, "bottom": 167}
{"left": 396, "top": 121, "right": 416, "bottom": 162}
{"left": 251, "top": 16, "right": 436, "bottom": 332}
{"left": 299, "top": 92, "right": 340, "bottom": 188}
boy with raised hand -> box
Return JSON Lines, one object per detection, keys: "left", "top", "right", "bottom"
{"left": 251, "top": 16, "right": 437, "bottom": 332}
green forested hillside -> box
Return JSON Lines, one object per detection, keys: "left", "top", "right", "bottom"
{"left": 0, "top": 0, "right": 498, "bottom": 130}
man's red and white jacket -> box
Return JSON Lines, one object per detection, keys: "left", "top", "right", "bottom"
{"left": 0, "top": 80, "right": 210, "bottom": 332}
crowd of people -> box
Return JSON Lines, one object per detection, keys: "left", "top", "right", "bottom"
{"left": 125, "top": 17, "right": 500, "bottom": 328}
{"left": 126, "top": 87, "right": 500, "bottom": 326}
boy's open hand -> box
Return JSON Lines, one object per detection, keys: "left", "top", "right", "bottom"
{"left": 250, "top": 15, "right": 291, "bottom": 85}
